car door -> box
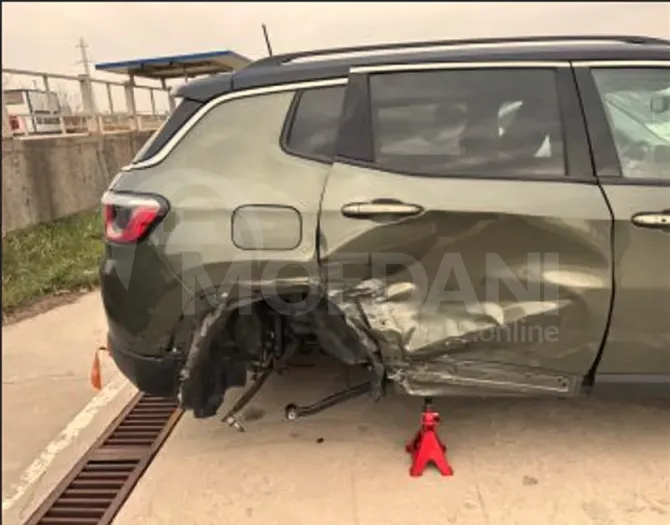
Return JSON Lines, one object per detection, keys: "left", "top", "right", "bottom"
{"left": 574, "top": 62, "right": 670, "bottom": 394}
{"left": 318, "top": 63, "right": 613, "bottom": 397}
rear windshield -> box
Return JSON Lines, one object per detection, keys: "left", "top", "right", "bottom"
{"left": 132, "top": 98, "right": 203, "bottom": 163}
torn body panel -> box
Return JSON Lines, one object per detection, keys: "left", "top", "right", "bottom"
{"left": 143, "top": 159, "right": 615, "bottom": 417}
{"left": 177, "top": 171, "right": 615, "bottom": 412}
{"left": 177, "top": 297, "right": 255, "bottom": 418}
{"left": 176, "top": 290, "right": 385, "bottom": 418}
{"left": 324, "top": 276, "right": 586, "bottom": 398}
{"left": 123, "top": 88, "right": 615, "bottom": 415}
{"left": 319, "top": 162, "right": 614, "bottom": 396}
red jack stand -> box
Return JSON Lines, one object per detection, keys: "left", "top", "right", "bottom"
{"left": 405, "top": 398, "right": 454, "bottom": 477}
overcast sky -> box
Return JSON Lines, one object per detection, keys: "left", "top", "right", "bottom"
{"left": 3, "top": 2, "right": 669, "bottom": 72}
{"left": 2, "top": 2, "right": 668, "bottom": 111}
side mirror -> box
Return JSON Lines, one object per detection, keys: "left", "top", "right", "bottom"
{"left": 650, "top": 95, "right": 670, "bottom": 114}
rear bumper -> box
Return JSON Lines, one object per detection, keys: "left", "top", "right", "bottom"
{"left": 108, "top": 331, "right": 183, "bottom": 398}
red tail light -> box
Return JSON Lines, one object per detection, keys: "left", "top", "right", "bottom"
{"left": 101, "top": 191, "right": 168, "bottom": 243}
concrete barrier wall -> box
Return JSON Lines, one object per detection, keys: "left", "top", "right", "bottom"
{"left": 2, "top": 131, "right": 153, "bottom": 234}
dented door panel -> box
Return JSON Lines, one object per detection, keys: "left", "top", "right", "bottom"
{"left": 319, "top": 163, "right": 613, "bottom": 395}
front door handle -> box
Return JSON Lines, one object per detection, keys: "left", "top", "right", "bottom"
{"left": 341, "top": 200, "right": 424, "bottom": 219}
{"left": 631, "top": 211, "right": 670, "bottom": 232}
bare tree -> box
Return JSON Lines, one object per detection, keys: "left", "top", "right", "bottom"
{"left": 53, "top": 82, "right": 78, "bottom": 114}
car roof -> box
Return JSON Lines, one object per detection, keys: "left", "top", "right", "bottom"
{"left": 177, "top": 36, "right": 670, "bottom": 102}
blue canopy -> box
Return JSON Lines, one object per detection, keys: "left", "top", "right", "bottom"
{"left": 95, "top": 50, "right": 252, "bottom": 80}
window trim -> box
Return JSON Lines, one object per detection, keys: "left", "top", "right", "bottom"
{"left": 280, "top": 85, "right": 347, "bottom": 165}
{"left": 351, "top": 61, "right": 572, "bottom": 74}
{"left": 556, "top": 67, "right": 596, "bottom": 179}
{"left": 574, "top": 62, "right": 670, "bottom": 186}
{"left": 332, "top": 154, "right": 598, "bottom": 184}
{"left": 123, "top": 78, "right": 348, "bottom": 172}
{"left": 336, "top": 63, "right": 596, "bottom": 183}
{"left": 574, "top": 60, "right": 670, "bottom": 68}
{"left": 335, "top": 73, "right": 375, "bottom": 163}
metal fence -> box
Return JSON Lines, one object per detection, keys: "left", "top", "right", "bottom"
{"left": 2, "top": 67, "right": 176, "bottom": 138}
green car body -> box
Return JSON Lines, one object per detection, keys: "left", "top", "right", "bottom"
{"left": 100, "top": 36, "right": 670, "bottom": 419}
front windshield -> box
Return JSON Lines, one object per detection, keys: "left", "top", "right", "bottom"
{"left": 606, "top": 86, "right": 670, "bottom": 141}
{"left": 606, "top": 97, "right": 669, "bottom": 144}
{"left": 592, "top": 67, "right": 670, "bottom": 180}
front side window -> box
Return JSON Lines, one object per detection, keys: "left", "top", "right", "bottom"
{"left": 284, "top": 86, "right": 346, "bottom": 161}
{"left": 369, "top": 68, "right": 566, "bottom": 178}
{"left": 592, "top": 67, "right": 670, "bottom": 181}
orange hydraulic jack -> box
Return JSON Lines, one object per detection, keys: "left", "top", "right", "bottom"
{"left": 406, "top": 398, "right": 454, "bottom": 477}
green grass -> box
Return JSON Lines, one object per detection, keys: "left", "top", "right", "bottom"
{"left": 2, "top": 209, "right": 104, "bottom": 314}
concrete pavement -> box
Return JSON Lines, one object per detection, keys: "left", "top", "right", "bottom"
{"left": 1, "top": 292, "right": 136, "bottom": 525}
{"left": 2, "top": 293, "right": 668, "bottom": 525}
{"left": 114, "top": 357, "right": 670, "bottom": 525}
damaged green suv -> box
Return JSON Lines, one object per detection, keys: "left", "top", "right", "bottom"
{"left": 100, "top": 35, "right": 670, "bottom": 423}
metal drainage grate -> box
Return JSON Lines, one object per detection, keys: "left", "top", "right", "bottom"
{"left": 23, "top": 394, "right": 183, "bottom": 525}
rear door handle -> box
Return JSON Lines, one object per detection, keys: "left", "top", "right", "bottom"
{"left": 341, "top": 200, "right": 424, "bottom": 219}
{"left": 631, "top": 211, "right": 670, "bottom": 232}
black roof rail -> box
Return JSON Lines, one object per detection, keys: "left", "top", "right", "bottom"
{"left": 248, "top": 34, "right": 670, "bottom": 69}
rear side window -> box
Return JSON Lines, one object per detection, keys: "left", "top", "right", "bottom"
{"left": 284, "top": 86, "right": 346, "bottom": 162}
{"left": 591, "top": 67, "right": 670, "bottom": 181}
{"left": 369, "top": 69, "right": 566, "bottom": 178}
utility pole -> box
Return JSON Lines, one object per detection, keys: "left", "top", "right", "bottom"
{"left": 76, "top": 37, "right": 99, "bottom": 131}
{"left": 77, "top": 37, "right": 92, "bottom": 77}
